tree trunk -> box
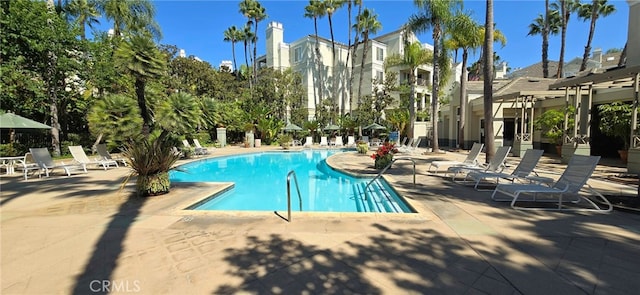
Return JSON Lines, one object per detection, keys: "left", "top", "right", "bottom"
{"left": 580, "top": 1, "right": 598, "bottom": 72}
{"left": 431, "top": 27, "right": 441, "bottom": 153}
{"left": 253, "top": 21, "right": 259, "bottom": 86}
{"left": 557, "top": 0, "right": 567, "bottom": 78}
{"left": 135, "top": 78, "right": 151, "bottom": 135}
{"left": 328, "top": 14, "right": 337, "bottom": 115}
{"left": 459, "top": 49, "right": 468, "bottom": 149}
{"left": 231, "top": 41, "right": 237, "bottom": 74}
{"left": 619, "top": 42, "right": 627, "bottom": 67}
{"left": 314, "top": 18, "right": 323, "bottom": 118}
{"left": 357, "top": 33, "right": 369, "bottom": 119}
{"left": 483, "top": 0, "right": 495, "bottom": 162}
{"left": 408, "top": 69, "right": 416, "bottom": 139}
{"left": 542, "top": 0, "right": 549, "bottom": 78}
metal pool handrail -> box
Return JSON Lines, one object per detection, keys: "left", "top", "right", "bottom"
{"left": 286, "top": 170, "right": 303, "bottom": 222}
{"left": 364, "top": 158, "right": 416, "bottom": 200}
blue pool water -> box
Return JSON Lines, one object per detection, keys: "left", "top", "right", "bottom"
{"left": 170, "top": 150, "right": 413, "bottom": 213}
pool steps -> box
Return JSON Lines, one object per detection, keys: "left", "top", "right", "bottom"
{"left": 354, "top": 180, "right": 403, "bottom": 213}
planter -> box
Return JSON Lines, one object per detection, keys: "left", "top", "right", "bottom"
{"left": 254, "top": 139, "right": 261, "bottom": 148}
{"left": 555, "top": 145, "right": 562, "bottom": 156}
{"left": 618, "top": 150, "right": 628, "bottom": 163}
{"left": 136, "top": 172, "right": 170, "bottom": 197}
{"left": 374, "top": 154, "right": 393, "bottom": 169}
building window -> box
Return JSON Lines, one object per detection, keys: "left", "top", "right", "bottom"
{"left": 376, "top": 71, "right": 384, "bottom": 81}
{"left": 376, "top": 47, "right": 384, "bottom": 61}
{"left": 294, "top": 47, "right": 302, "bottom": 63}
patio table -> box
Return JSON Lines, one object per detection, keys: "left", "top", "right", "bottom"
{"left": 0, "top": 156, "right": 25, "bottom": 175}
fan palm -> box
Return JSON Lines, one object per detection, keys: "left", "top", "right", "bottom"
{"left": 96, "top": 0, "right": 160, "bottom": 39}
{"left": 304, "top": 0, "right": 325, "bottom": 111}
{"left": 114, "top": 34, "right": 166, "bottom": 134}
{"left": 578, "top": 0, "right": 616, "bottom": 71}
{"left": 88, "top": 94, "right": 143, "bottom": 144}
{"left": 155, "top": 92, "right": 204, "bottom": 136}
{"left": 408, "top": 0, "right": 461, "bottom": 152}
{"left": 527, "top": 9, "right": 561, "bottom": 78}
{"left": 65, "top": 0, "right": 100, "bottom": 40}
{"left": 239, "top": 0, "right": 266, "bottom": 85}
{"left": 223, "top": 25, "right": 242, "bottom": 73}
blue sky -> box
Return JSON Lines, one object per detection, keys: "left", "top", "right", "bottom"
{"left": 101, "top": 0, "right": 630, "bottom": 71}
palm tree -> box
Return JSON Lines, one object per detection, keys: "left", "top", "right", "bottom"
{"left": 527, "top": 8, "right": 561, "bottom": 78}
{"left": 65, "top": 0, "right": 100, "bottom": 40}
{"left": 483, "top": 0, "right": 495, "bottom": 161}
{"left": 349, "top": 0, "right": 364, "bottom": 118}
{"left": 445, "top": 12, "right": 482, "bottom": 149}
{"left": 223, "top": 26, "right": 242, "bottom": 73}
{"left": 355, "top": 8, "right": 381, "bottom": 112}
{"left": 239, "top": 0, "right": 267, "bottom": 85}
{"left": 115, "top": 34, "right": 166, "bottom": 134}
{"left": 527, "top": 11, "right": 560, "bottom": 78}
{"left": 304, "top": 0, "right": 325, "bottom": 113}
{"left": 408, "top": 0, "right": 461, "bottom": 153}
{"left": 385, "top": 37, "right": 432, "bottom": 139}
{"left": 578, "top": 0, "right": 616, "bottom": 71}
{"left": 97, "top": 0, "right": 160, "bottom": 39}
{"left": 344, "top": 0, "right": 361, "bottom": 116}
{"left": 322, "top": 0, "right": 345, "bottom": 107}
{"left": 551, "top": 0, "right": 582, "bottom": 78}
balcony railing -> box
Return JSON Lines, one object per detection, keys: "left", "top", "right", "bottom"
{"left": 515, "top": 133, "right": 531, "bottom": 142}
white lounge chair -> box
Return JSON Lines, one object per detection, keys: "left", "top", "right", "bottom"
{"left": 193, "top": 139, "right": 209, "bottom": 154}
{"left": 303, "top": 136, "right": 313, "bottom": 147}
{"left": 398, "top": 138, "right": 422, "bottom": 154}
{"left": 446, "top": 146, "right": 511, "bottom": 180}
{"left": 183, "top": 139, "right": 205, "bottom": 156}
{"left": 334, "top": 136, "right": 344, "bottom": 147}
{"left": 96, "top": 143, "right": 127, "bottom": 167}
{"left": 69, "top": 145, "right": 118, "bottom": 170}
{"left": 29, "top": 147, "right": 87, "bottom": 177}
{"left": 491, "top": 155, "right": 612, "bottom": 212}
{"left": 14, "top": 152, "right": 40, "bottom": 180}
{"left": 346, "top": 136, "right": 355, "bottom": 147}
{"left": 320, "top": 136, "right": 329, "bottom": 147}
{"left": 428, "top": 142, "right": 484, "bottom": 173}
{"left": 465, "top": 149, "right": 546, "bottom": 190}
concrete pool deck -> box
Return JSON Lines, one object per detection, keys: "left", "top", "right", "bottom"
{"left": 2, "top": 145, "right": 640, "bottom": 294}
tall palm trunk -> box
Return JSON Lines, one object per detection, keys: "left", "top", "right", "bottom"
{"left": 357, "top": 32, "right": 369, "bottom": 114}
{"left": 351, "top": 3, "right": 363, "bottom": 136}
{"left": 431, "top": 25, "right": 441, "bottom": 152}
{"left": 313, "top": 17, "right": 323, "bottom": 116}
{"left": 46, "top": 0, "right": 61, "bottom": 156}
{"left": 542, "top": 0, "right": 550, "bottom": 78}
{"left": 580, "top": 0, "right": 598, "bottom": 72}
{"left": 483, "top": 0, "right": 495, "bottom": 162}
{"left": 458, "top": 49, "right": 468, "bottom": 148}
{"left": 135, "top": 79, "right": 151, "bottom": 135}
{"left": 328, "top": 14, "right": 337, "bottom": 115}
{"left": 408, "top": 69, "right": 416, "bottom": 138}
{"left": 231, "top": 40, "right": 237, "bottom": 73}
{"left": 557, "top": 0, "right": 567, "bottom": 78}
{"left": 253, "top": 20, "right": 260, "bottom": 85}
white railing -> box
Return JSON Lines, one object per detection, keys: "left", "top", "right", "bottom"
{"left": 515, "top": 133, "right": 531, "bottom": 142}
{"left": 565, "top": 134, "right": 590, "bottom": 144}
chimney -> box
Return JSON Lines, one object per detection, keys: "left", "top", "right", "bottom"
{"left": 592, "top": 48, "right": 603, "bottom": 66}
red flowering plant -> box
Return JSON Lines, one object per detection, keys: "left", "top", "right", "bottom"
{"left": 371, "top": 142, "right": 398, "bottom": 169}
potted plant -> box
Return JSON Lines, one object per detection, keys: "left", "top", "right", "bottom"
{"left": 597, "top": 102, "right": 632, "bottom": 162}
{"left": 533, "top": 107, "right": 574, "bottom": 154}
{"left": 122, "top": 136, "right": 180, "bottom": 197}
{"left": 356, "top": 140, "right": 369, "bottom": 154}
{"left": 371, "top": 142, "right": 398, "bottom": 169}
{"left": 278, "top": 133, "right": 293, "bottom": 149}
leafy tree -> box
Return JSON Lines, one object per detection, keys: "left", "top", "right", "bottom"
{"left": 578, "top": 0, "right": 616, "bottom": 71}
{"left": 409, "top": 0, "right": 462, "bottom": 152}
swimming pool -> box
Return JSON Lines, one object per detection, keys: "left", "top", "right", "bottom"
{"left": 170, "top": 149, "right": 414, "bottom": 213}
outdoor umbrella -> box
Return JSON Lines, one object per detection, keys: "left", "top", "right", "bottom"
{"left": 0, "top": 113, "right": 51, "bottom": 144}
{"left": 282, "top": 122, "right": 303, "bottom": 132}
{"left": 323, "top": 124, "right": 341, "bottom": 132}
{"left": 363, "top": 123, "right": 386, "bottom": 130}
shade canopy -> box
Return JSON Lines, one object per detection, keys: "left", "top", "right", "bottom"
{"left": 283, "top": 122, "right": 303, "bottom": 131}
{"left": 363, "top": 123, "right": 386, "bottom": 130}
{"left": 0, "top": 113, "right": 51, "bottom": 129}
{"left": 323, "top": 124, "right": 341, "bottom": 131}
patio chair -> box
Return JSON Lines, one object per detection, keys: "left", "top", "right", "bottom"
{"left": 29, "top": 147, "right": 87, "bottom": 177}
{"left": 398, "top": 138, "right": 422, "bottom": 154}
{"left": 465, "top": 149, "right": 545, "bottom": 190}
{"left": 346, "top": 136, "right": 356, "bottom": 147}
{"left": 320, "top": 136, "right": 329, "bottom": 147}
{"left": 69, "top": 145, "right": 118, "bottom": 170}
{"left": 447, "top": 146, "right": 511, "bottom": 180}
{"left": 428, "top": 142, "right": 484, "bottom": 174}
{"left": 193, "top": 139, "right": 209, "bottom": 154}
{"left": 491, "top": 155, "right": 612, "bottom": 212}
{"left": 96, "top": 143, "right": 127, "bottom": 167}
{"left": 14, "top": 152, "right": 40, "bottom": 180}
{"left": 182, "top": 139, "right": 204, "bottom": 156}
{"left": 334, "top": 136, "right": 344, "bottom": 147}
{"left": 303, "top": 136, "right": 313, "bottom": 147}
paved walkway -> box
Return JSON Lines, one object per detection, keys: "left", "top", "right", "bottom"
{"left": 1, "top": 146, "right": 640, "bottom": 294}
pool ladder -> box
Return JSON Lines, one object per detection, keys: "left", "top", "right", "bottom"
{"left": 283, "top": 170, "right": 302, "bottom": 222}
{"left": 364, "top": 157, "right": 416, "bottom": 201}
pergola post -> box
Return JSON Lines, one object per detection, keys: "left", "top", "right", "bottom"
{"left": 629, "top": 73, "right": 640, "bottom": 173}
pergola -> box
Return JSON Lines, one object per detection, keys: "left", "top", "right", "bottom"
{"left": 549, "top": 65, "right": 640, "bottom": 169}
